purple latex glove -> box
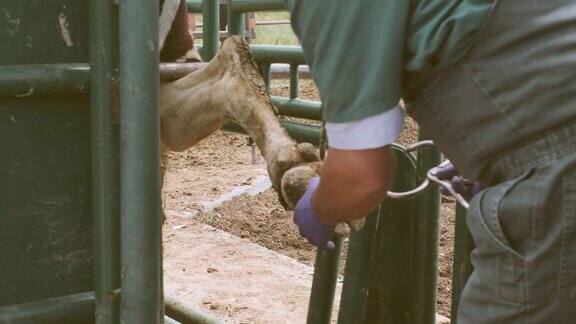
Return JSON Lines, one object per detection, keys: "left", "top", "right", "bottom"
{"left": 435, "top": 161, "right": 484, "bottom": 201}
{"left": 293, "top": 177, "right": 336, "bottom": 250}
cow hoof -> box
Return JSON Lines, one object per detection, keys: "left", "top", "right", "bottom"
{"left": 334, "top": 223, "right": 351, "bottom": 237}
{"left": 280, "top": 161, "right": 366, "bottom": 237}
{"left": 280, "top": 163, "right": 320, "bottom": 210}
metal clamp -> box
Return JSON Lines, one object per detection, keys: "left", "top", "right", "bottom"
{"left": 386, "top": 141, "right": 470, "bottom": 209}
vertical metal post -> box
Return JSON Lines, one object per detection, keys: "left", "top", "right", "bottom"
{"left": 450, "top": 204, "right": 474, "bottom": 322}
{"left": 413, "top": 133, "right": 442, "bottom": 324}
{"left": 119, "top": 0, "right": 163, "bottom": 323}
{"left": 227, "top": 1, "right": 245, "bottom": 37}
{"left": 289, "top": 64, "right": 299, "bottom": 99}
{"left": 202, "top": 0, "right": 219, "bottom": 61}
{"left": 259, "top": 62, "right": 271, "bottom": 89}
{"left": 364, "top": 148, "right": 421, "bottom": 323}
{"left": 90, "top": 0, "right": 118, "bottom": 322}
{"left": 306, "top": 238, "right": 342, "bottom": 324}
{"left": 337, "top": 209, "right": 379, "bottom": 323}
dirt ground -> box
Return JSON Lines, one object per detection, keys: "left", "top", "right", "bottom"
{"left": 162, "top": 78, "right": 456, "bottom": 319}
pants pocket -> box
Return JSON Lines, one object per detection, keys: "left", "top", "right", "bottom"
{"left": 466, "top": 171, "right": 534, "bottom": 305}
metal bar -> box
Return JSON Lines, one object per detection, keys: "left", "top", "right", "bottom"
{"left": 0, "top": 62, "right": 310, "bottom": 96}
{"left": 0, "top": 292, "right": 95, "bottom": 323}
{"left": 271, "top": 97, "right": 322, "bottom": 120}
{"left": 289, "top": 64, "right": 299, "bottom": 99}
{"left": 412, "top": 133, "right": 442, "bottom": 324}
{"left": 337, "top": 209, "right": 380, "bottom": 323}
{"left": 165, "top": 295, "right": 224, "bottom": 324}
{"left": 251, "top": 45, "right": 305, "bottom": 65}
{"left": 222, "top": 121, "right": 321, "bottom": 145}
{"left": 0, "top": 64, "right": 89, "bottom": 96}
{"left": 228, "top": 0, "right": 287, "bottom": 12}
{"left": 306, "top": 237, "right": 342, "bottom": 324}
{"left": 195, "top": 20, "right": 291, "bottom": 27}
{"left": 281, "top": 121, "right": 321, "bottom": 145}
{"left": 186, "top": 0, "right": 203, "bottom": 13}
{"left": 364, "top": 147, "right": 421, "bottom": 323}
{"left": 254, "top": 19, "right": 291, "bottom": 26}
{"left": 228, "top": 0, "right": 245, "bottom": 37}
{"left": 201, "top": 0, "right": 219, "bottom": 61}
{"left": 259, "top": 62, "right": 271, "bottom": 89}
{"left": 160, "top": 62, "right": 207, "bottom": 82}
{"left": 450, "top": 204, "right": 474, "bottom": 322}
{"left": 271, "top": 63, "right": 310, "bottom": 80}
{"left": 119, "top": 0, "right": 163, "bottom": 323}
{"left": 90, "top": 0, "right": 118, "bottom": 323}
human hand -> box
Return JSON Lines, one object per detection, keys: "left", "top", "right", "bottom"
{"left": 435, "top": 161, "right": 484, "bottom": 201}
{"left": 293, "top": 177, "right": 336, "bottom": 250}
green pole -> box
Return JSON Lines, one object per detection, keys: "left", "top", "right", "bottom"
{"left": 337, "top": 209, "right": 380, "bottom": 323}
{"left": 228, "top": 0, "right": 287, "bottom": 11}
{"left": 450, "top": 204, "right": 474, "bottom": 322}
{"left": 90, "top": 0, "right": 118, "bottom": 322}
{"left": 202, "top": 0, "right": 219, "bottom": 61}
{"left": 306, "top": 238, "right": 342, "bottom": 324}
{"left": 0, "top": 64, "right": 89, "bottom": 96}
{"left": 413, "top": 133, "right": 442, "bottom": 324}
{"left": 0, "top": 292, "right": 95, "bottom": 323}
{"left": 186, "top": 0, "right": 203, "bottom": 13}
{"left": 227, "top": 0, "right": 245, "bottom": 37}
{"left": 289, "top": 64, "right": 299, "bottom": 99}
{"left": 165, "top": 295, "right": 224, "bottom": 324}
{"left": 259, "top": 62, "right": 271, "bottom": 89}
{"left": 119, "top": 0, "right": 163, "bottom": 323}
{"left": 364, "top": 148, "right": 421, "bottom": 323}
{"left": 250, "top": 45, "right": 305, "bottom": 65}
{"left": 221, "top": 120, "right": 321, "bottom": 145}
{"left": 271, "top": 97, "right": 322, "bottom": 120}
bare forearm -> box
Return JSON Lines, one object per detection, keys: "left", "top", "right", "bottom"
{"left": 312, "top": 146, "right": 396, "bottom": 224}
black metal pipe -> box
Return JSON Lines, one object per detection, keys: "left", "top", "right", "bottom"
{"left": 119, "top": 0, "right": 163, "bottom": 323}
{"left": 90, "top": 0, "right": 119, "bottom": 322}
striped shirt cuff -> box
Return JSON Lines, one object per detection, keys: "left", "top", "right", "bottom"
{"left": 325, "top": 106, "right": 406, "bottom": 150}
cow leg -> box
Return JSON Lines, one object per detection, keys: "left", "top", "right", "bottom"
{"left": 160, "top": 36, "right": 317, "bottom": 193}
{"left": 160, "top": 36, "right": 365, "bottom": 235}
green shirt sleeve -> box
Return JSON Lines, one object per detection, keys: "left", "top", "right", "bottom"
{"left": 286, "top": 0, "right": 410, "bottom": 123}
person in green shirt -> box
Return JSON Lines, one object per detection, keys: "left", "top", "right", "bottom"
{"left": 289, "top": 0, "right": 576, "bottom": 322}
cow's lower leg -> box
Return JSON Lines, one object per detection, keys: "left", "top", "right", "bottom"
{"left": 159, "top": 36, "right": 363, "bottom": 234}
{"left": 160, "top": 36, "right": 317, "bottom": 195}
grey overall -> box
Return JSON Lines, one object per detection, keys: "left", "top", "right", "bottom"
{"left": 405, "top": 0, "right": 576, "bottom": 322}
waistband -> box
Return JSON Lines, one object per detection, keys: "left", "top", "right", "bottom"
{"left": 483, "top": 120, "right": 576, "bottom": 184}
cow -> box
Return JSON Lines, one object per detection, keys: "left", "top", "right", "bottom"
{"left": 158, "top": 0, "right": 363, "bottom": 236}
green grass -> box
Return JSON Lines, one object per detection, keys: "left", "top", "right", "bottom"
{"left": 192, "top": 11, "right": 299, "bottom": 46}
{"left": 253, "top": 12, "right": 299, "bottom": 45}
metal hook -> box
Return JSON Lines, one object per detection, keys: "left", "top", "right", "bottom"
{"left": 386, "top": 140, "right": 470, "bottom": 209}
